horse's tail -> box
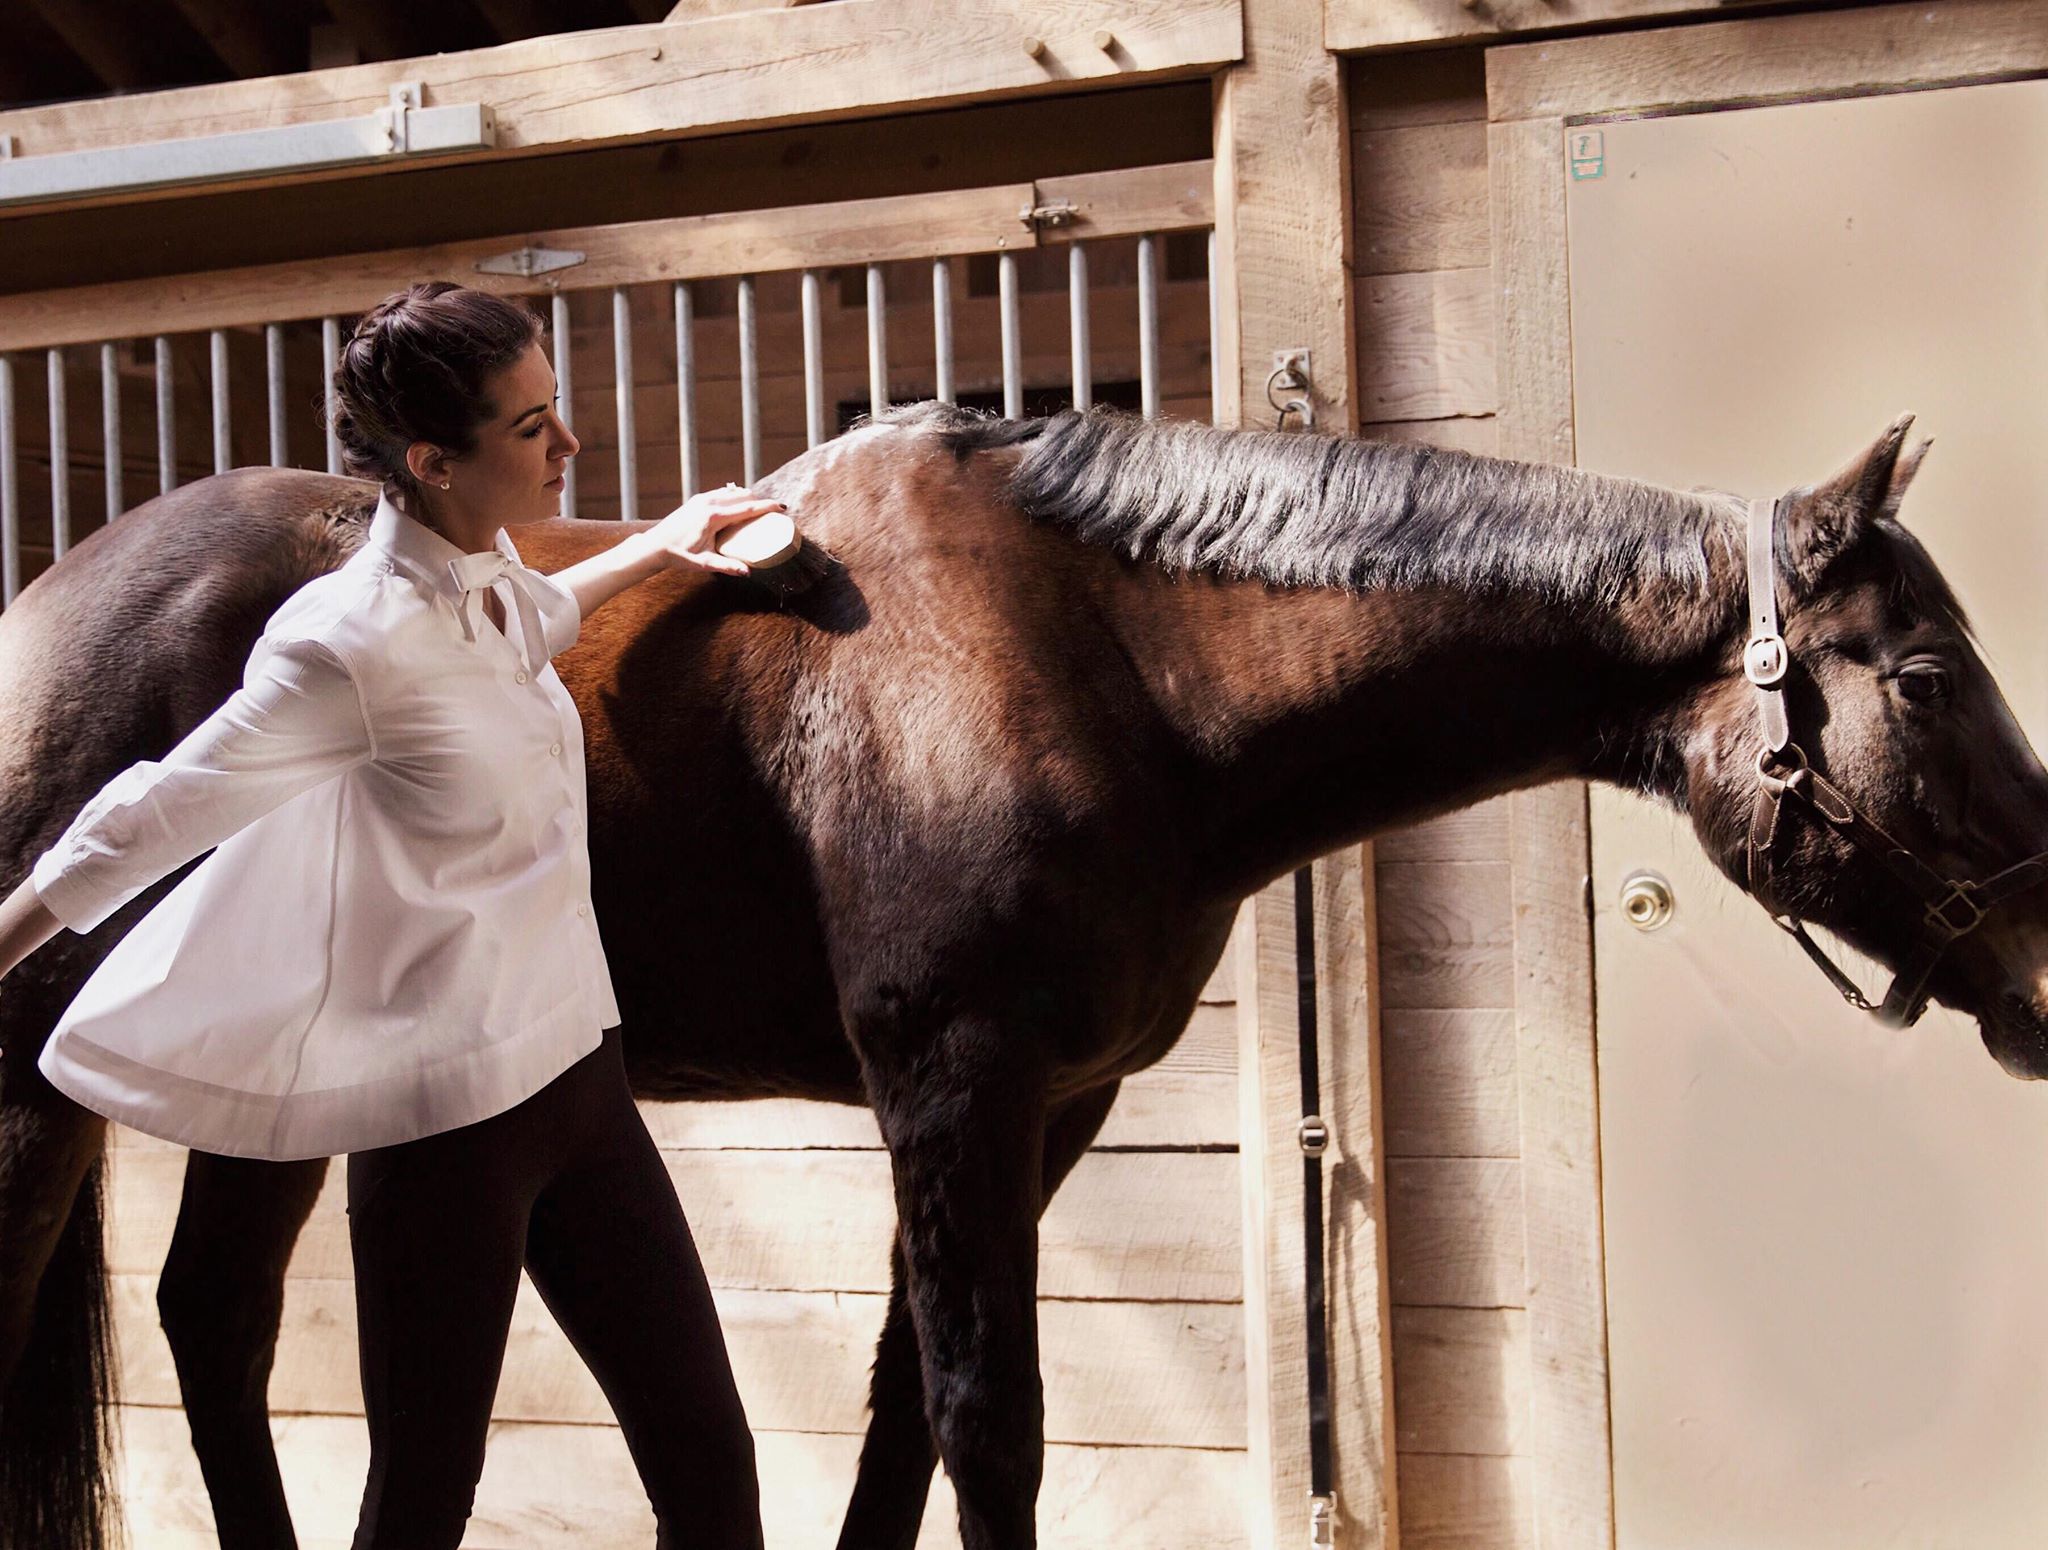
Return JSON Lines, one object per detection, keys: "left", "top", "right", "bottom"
{"left": 0, "top": 1151, "right": 124, "bottom": 1550}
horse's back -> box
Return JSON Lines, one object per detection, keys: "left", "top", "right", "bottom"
{"left": 0, "top": 469, "right": 374, "bottom": 869}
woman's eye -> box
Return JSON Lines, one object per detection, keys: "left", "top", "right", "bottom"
{"left": 1895, "top": 664, "right": 1950, "bottom": 705}
{"left": 522, "top": 425, "right": 544, "bottom": 439}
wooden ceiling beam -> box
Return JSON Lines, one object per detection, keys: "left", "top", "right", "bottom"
{"left": 0, "top": 6, "right": 105, "bottom": 108}
{"left": 0, "top": 0, "right": 1241, "bottom": 219}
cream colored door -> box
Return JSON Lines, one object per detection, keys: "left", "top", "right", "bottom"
{"left": 1571, "top": 78, "right": 2048, "bottom": 1549}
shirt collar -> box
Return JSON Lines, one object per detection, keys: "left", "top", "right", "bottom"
{"left": 367, "top": 487, "right": 522, "bottom": 600}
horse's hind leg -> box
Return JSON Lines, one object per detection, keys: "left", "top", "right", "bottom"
{"left": 156, "top": 1152, "right": 327, "bottom": 1550}
{"left": 836, "top": 1082, "right": 1121, "bottom": 1550}
{"left": 0, "top": 1090, "right": 116, "bottom": 1550}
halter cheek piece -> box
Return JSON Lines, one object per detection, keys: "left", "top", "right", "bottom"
{"left": 1742, "top": 495, "right": 2048, "bottom": 1027}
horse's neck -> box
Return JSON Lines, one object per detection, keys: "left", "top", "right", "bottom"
{"left": 1121, "top": 552, "right": 1740, "bottom": 895}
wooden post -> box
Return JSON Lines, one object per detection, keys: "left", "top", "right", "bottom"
{"left": 1215, "top": 4, "right": 1397, "bottom": 1547}
{"left": 1490, "top": 106, "right": 1615, "bottom": 1550}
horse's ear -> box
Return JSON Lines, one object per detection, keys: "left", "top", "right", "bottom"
{"left": 1779, "top": 412, "right": 1918, "bottom": 588}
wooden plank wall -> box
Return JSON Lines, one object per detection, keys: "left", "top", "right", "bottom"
{"left": 74, "top": 236, "right": 1247, "bottom": 1546}
{"left": 1348, "top": 43, "right": 1539, "bottom": 1550}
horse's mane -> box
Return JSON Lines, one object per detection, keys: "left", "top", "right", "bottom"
{"left": 890, "top": 401, "right": 1748, "bottom": 613}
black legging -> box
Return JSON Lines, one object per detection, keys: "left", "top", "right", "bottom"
{"left": 345, "top": 1024, "right": 762, "bottom": 1549}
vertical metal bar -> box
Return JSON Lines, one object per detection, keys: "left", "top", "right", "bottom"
{"left": 998, "top": 250, "right": 1022, "bottom": 420}
{"left": 738, "top": 274, "right": 761, "bottom": 485}
{"left": 673, "top": 282, "right": 698, "bottom": 502}
{"left": 611, "top": 286, "right": 636, "bottom": 521}
{"left": 550, "top": 294, "right": 575, "bottom": 518}
{"left": 1138, "top": 233, "right": 1161, "bottom": 420}
{"left": 47, "top": 348, "right": 69, "bottom": 560}
{"left": 155, "top": 335, "right": 175, "bottom": 494}
{"left": 932, "top": 258, "right": 955, "bottom": 406}
{"left": 321, "top": 317, "right": 342, "bottom": 475}
{"left": 800, "top": 269, "right": 825, "bottom": 449}
{"left": 265, "top": 323, "right": 288, "bottom": 467}
{"left": 210, "top": 328, "right": 231, "bottom": 473}
{"left": 0, "top": 356, "right": 16, "bottom": 607}
{"left": 101, "top": 342, "right": 122, "bottom": 520}
{"left": 1068, "top": 243, "right": 1092, "bottom": 412}
{"left": 1208, "top": 228, "right": 1222, "bottom": 426}
{"left": 865, "top": 263, "right": 888, "bottom": 417}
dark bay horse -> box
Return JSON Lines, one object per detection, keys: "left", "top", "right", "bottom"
{"left": 3, "top": 403, "right": 2046, "bottom": 1550}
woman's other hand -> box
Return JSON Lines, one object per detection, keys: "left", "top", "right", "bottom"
{"left": 642, "top": 484, "right": 788, "bottom": 578}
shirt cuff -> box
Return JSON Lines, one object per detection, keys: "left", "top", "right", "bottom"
{"left": 30, "top": 839, "right": 124, "bottom": 934}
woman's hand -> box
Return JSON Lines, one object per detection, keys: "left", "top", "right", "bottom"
{"left": 640, "top": 484, "right": 788, "bottom": 579}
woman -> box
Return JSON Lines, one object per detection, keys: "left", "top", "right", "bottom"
{"left": 0, "top": 281, "right": 778, "bottom": 1547}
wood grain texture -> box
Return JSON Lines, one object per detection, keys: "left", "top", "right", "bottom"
{"left": 1386, "top": 1158, "right": 1525, "bottom": 1309}
{"left": 1381, "top": 1008, "right": 1520, "bottom": 1159}
{"left": 1351, "top": 120, "right": 1489, "bottom": 276}
{"left": 1355, "top": 267, "right": 1495, "bottom": 423}
{"left": 1391, "top": 1305, "right": 1530, "bottom": 1456}
{"left": 1508, "top": 783, "right": 1612, "bottom": 1549}
{"left": 1486, "top": 0, "right": 2048, "bottom": 123}
{"left": 107, "top": 1144, "right": 1243, "bottom": 1302}
{"left": 112, "top": 1275, "right": 1246, "bottom": 1447}
{"left": 1395, "top": 1452, "right": 1534, "bottom": 1550}
{"left": 1373, "top": 799, "right": 1511, "bottom": 865}
{"left": 1490, "top": 44, "right": 1615, "bottom": 1534}
{"left": 1346, "top": 46, "right": 1487, "bottom": 133}
{"left": 1329, "top": 0, "right": 1781, "bottom": 55}
{"left": 0, "top": 0, "right": 1242, "bottom": 215}
{"left": 1322, "top": 846, "right": 1400, "bottom": 1550}
{"left": 1375, "top": 860, "right": 1515, "bottom": 1011}
{"left": 114, "top": 1407, "right": 1248, "bottom": 1550}
{"left": 1356, "top": 414, "right": 1498, "bottom": 457}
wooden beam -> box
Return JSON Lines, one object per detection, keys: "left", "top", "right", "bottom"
{"left": 0, "top": 162, "right": 1214, "bottom": 351}
{"left": 1214, "top": 4, "right": 1390, "bottom": 1546}
{"left": 1486, "top": 0, "right": 2048, "bottom": 121}
{"left": 665, "top": 0, "right": 814, "bottom": 18}
{"left": 1491, "top": 99, "right": 1614, "bottom": 1550}
{"left": 0, "top": 0, "right": 1243, "bottom": 220}
{"left": 1326, "top": 0, "right": 1823, "bottom": 55}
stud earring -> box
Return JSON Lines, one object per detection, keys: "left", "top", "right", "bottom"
{"left": 441, "top": 480, "right": 451, "bottom": 490}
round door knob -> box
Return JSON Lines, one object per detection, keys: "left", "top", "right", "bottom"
{"left": 1620, "top": 871, "right": 1675, "bottom": 932}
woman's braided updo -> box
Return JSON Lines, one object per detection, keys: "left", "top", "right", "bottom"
{"left": 327, "top": 281, "right": 545, "bottom": 507}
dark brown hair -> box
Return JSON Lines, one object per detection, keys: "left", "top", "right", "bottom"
{"left": 327, "top": 280, "right": 545, "bottom": 503}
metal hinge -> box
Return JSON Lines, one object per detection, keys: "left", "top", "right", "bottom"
{"left": 1020, "top": 198, "right": 1079, "bottom": 230}
{"left": 474, "top": 246, "right": 588, "bottom": 279}
{"left": 1297, "top": 1115, "right": 1330, "bottom": 1157}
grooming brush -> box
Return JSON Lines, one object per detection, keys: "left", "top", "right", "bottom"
{"left": 714, "top": 510, "right": 833, "bottom": 601}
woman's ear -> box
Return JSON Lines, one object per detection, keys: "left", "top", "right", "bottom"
{"left": 1777, "top": 412, "right": 1919, "bottom": 591}
{"left": 405, "top": 442, "right": 450, "bottom": 491}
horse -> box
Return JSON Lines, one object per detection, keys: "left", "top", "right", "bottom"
{"left": 1, "top": 401, "right": 2044, "bottom": 1550}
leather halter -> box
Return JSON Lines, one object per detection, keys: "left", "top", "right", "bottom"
{"left": 1742, "top": 495, "right": 2048, "bottom": 1027}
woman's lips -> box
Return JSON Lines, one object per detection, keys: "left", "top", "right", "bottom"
{"left": 545, "top": 475, "right": 565, "bottom": 489}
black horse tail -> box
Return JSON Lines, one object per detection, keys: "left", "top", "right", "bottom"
{"left": 0, "top": 1151, "right": 123, "bottom": 1550}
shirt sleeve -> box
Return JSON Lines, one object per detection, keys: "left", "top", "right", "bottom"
{"left": 522, "top": 566, "right": 582, "bottom": 659}
{"left": 29, "top": 633, "right": 375, "bottom": 935}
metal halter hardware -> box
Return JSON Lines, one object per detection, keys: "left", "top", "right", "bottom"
{"left": 1742, "top": 495, "right": 2048, "bottom": 1027}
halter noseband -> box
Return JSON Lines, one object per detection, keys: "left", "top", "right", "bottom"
{"left": 1743, "top": 495, "right": 2048, "bottom": 1027}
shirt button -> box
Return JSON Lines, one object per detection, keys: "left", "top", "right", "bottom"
{"left": 549, "top": 741, "right": 563, "bottom": 756}
{"left": 515, "top": 670, "right": 528, "bottom": 683}
{"left": 576, "top": 902, "right": 589, "bottom": 917}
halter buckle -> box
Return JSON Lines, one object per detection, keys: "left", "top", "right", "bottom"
{"left": 1744, "top": 632, "right": 1789, "bottom": 687}
{"left": 1924, "top": 883, "right": 1985, "bottom": 939}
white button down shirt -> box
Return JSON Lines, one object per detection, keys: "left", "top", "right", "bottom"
{"left": 31, "top": 490, "right": 621, "bottom": 1161}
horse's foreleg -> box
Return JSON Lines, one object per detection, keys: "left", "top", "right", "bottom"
{"left": 837, "top": 1081, "right": 1122, "bottom": 1550}
{"left": 156, "top": 1152, "right": 326, "bottom": 1550}
{"left": 865, "top": 1019, "right": 1051, "bottom": 1550}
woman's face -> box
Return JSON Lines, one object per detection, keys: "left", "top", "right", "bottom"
{"left": 430, "top": 340, "right": 580, "bottom": 530}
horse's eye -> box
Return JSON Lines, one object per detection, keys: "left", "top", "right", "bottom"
{"left": 1895, "top": 663, "right": 1951, "bottom": 705}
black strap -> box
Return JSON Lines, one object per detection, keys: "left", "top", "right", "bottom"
{"left": 1293, "top": 864, "right": 1333, "bottom": 1504}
